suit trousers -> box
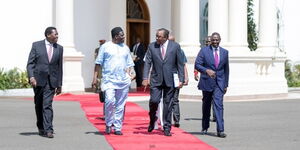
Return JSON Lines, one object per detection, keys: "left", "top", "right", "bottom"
{"left": 172, "top": 88, "right": 180, "bottom": 123}
{"left": 33, "top": 79, "right": 55, "bottom": 133}
{"left": 134, "top": 62, "right": 144, "bottom": 87}
{"left": 149, "top": 83, "right": 175, "bottom": 131}
{"left": 202, "top": 86, "right": 225, "bottom": 132}
{"left": 104, "top": 86, "right": 129, "bottom": 131}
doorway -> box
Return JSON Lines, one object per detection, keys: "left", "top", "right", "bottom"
{"left": 126, "top": 0, "right": 150, "bottom": 49}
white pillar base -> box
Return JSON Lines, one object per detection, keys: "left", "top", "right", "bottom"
{"left": 227, "top": 53, "right": 288, "bottom": 96}
{"left": 63, "top": 48, "right": 85, "bottom": 92}
{"left": 179, "top": 51, "right": 288, "bottom": 99}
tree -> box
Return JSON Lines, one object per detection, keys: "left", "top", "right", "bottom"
{"left": 247, "top": 0, "right": 258, "bottom": 51}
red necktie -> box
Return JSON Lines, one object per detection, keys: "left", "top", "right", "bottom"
{"left": 161, "top": 45, "right": 165, "bottom": 59}
{"left": 48, "top": 44, "right": 53, "bottom": 62}
{"left": 214, "top": 48, "right": 219, "bottom": 68}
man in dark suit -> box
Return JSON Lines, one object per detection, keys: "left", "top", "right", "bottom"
{"left": 27, "top": 27, "right": 63, "bottom": 138}
{"left": 195, "top": 32, "right": 229, "bottom": 138}
{"left": 142, "top": 28, "right": 184, "bottom": 136}
{"left": 131, "top": 37, "right": 145, "bottom": 87}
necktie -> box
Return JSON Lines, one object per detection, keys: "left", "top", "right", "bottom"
{"left": 134, "top": 44, "right": 138, "bottom": 55}
{"left": 214, "top": 48, "right": 219, "bottom": 68}
{"left": 48, "top": 44, "right": 53, "bottom": 62}
{"left": 161, "top": 45, "right": 165, "bottom": 59}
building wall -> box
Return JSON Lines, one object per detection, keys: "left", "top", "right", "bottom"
{"left": 0, "top": 0, "right": 53, "bottom": 71}
{"left": 280, "top": 0, "right": 300, "bottom": 64}
{"left": 0, "top": 0, "right": 172, "bottom": 89}
{"left": 145, "top": 0, "right": 171, "bottom": 41}
{"left": 73, "top": 0, "right": 110, "bottom": 89}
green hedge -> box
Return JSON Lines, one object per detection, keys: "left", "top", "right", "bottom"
{"left": 285, "top": 61, "right": 300, "bottom": 87}
{"left": 0, "top": 68, "right": 31, "bottom": 90}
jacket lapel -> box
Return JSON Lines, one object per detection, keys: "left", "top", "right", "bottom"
{"left": 154, "top": 43, "right": 163, "bottom": 61}
{"left": 218, "top": 47, "right": 225, "bottom": 67}
{"left": 49, "top": 44, "right": 59, "bottom": 63}
{"left": 208, "top": 46, "right": 216, "bottom": 69}
{"left": 163, "top": 41, "right": 172, "bottom": 61}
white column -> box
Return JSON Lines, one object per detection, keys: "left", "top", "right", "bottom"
{"left": 56, "top": 0, "right": 85, "bottom": 92}
{"left": 228, "top": 0, "right": 250, "bottom": 52}
{"left": 109, "top": 0, "right": 126, "bottom": 35}
{"left": 208, "top": 0, "right": 228, "bottom": 45}
{"left": 170, "top": 0, "right": 200, "bottom": 97}
{"left": 179, "top": 0, "right": 200, "bottom": 57}
{"left": 257, "top": 0, "right": 278, "bottom": 54}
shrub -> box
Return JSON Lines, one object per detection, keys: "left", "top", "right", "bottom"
{"left": 0, "top": 68, "right": 31, "bottom": 90}
{"left": 285, "top": 61, "right": 300, "bottom": 87}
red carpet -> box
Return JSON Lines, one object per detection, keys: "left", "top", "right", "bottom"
{"left": 54, "top": 93, "right": 217, "bottom": 150}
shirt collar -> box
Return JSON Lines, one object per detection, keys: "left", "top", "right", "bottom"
{"left": 211, "top": 46, "right": 219, "bottom": 51}
{"left": 45, "top": 39, "right": 52, "bottom": 46}
{"left": 162, "top": 40, "right": 169, "bottom": 48}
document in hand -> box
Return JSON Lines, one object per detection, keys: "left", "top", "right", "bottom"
{"left": 173, "top": 73, "right": 179, "bottom": 88}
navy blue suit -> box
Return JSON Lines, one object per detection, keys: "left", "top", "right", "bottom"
{"left": 195, "top": 45, "right": 229, "bottom": 132}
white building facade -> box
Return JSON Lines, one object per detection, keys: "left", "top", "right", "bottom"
{"left": 0, "top": 0, "right": 295, "bottom": 98}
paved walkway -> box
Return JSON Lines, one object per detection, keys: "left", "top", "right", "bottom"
{"left": 0, "top": 92, "right": 300, "bottom": 150}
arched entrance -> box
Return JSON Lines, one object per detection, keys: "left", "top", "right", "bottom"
{"left": 126, "top": 0, "right": 150, "bottom": 49}
{"left": 200, "top": 0, "right": 208, "bottom": 47}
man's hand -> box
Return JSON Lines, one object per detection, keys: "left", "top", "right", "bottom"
{"left": 29, "top": 77, "right": 37, "bottom": 87}
{"left": 194, "top": 75, "right": 199, "bottom": 81}
{"left": 183, "top": 79, "right": 189, "bottom": 86}
{"left": 194, "top": 70, "right": 199, "bottom": 81}
{"left": 92, "top": 78, "right": 98, "bottom": 88}
{"left": 142, "top": 79, "right": 149, "bottom": 92}
{"left": 206, "top": 69, "right": 216, "bottom": 78}
{"left": 178, "top": 82, "right": 183, "bottom": 88}
{"left": 55, "top": 87, "right": 62, "bottom": 95}
{"left": 142, "top": 79, "right": 149, "bottom": 87}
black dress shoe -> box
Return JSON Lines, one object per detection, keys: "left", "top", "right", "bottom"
{"left": 164, "top": 130, "right": 172, "bottom": 136}
{"left": 114, "top": 131, "right": 123, "bottom": 135}
{"left": 45, "top": 132, "right": 54, "bottom": 138}
{"left": 147, "top": 117, "right": 158, "bottom": 132}
{"left": 38, "top": 130, "right": 45, "bottom": 136}
{"left": 174, "top": 122, "right": 180, "bottom": 128}
{"left": 217, "top": 132, "right": 227, "bottom": 138}
{"left": 201, "top": 129, "right": 208, "bottom": 135}
{"left": 211, "top": 118, "right": 216, "bottom": 122}
{"left": 105, "top": 126, "right": 111, "bottom": 134}
{"left": 148, "top": 125, "right": 154, "bottom": 132}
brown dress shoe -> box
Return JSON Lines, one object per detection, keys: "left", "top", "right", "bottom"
{"left": 174, "top": 122, "right": 180, "bottom": 127}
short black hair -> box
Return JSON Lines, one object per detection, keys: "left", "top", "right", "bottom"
{"left": 111, "top": 27, "right": 123, "bottom": 38}
{"left": 157, "top": 28, "right": 169, "bottom": 39}
{"left": 44, "top": 27, "right": 57, "bottom": 37}
{"left": 211, "top": 32, "right": 221, "bottom": 39}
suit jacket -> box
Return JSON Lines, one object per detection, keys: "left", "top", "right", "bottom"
{"left": 27, "top": 40, "right": 63, "bottom": 88}
{"left": 195, "top": 45, "right": 229, "bottom": 92}
{"left": 131, "top": 42, "right": 145, "bottom": 64}
{"left": 143, "top": 40, "right": 184, "bottom": 87}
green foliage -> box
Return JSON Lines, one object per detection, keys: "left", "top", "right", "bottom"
{"left": 285, "top": 61, "right": 300, "bottom": 87}
{"left": 0, "top": 68, "right": 31, "bottom": 90}
{"left": 247, "top": 0, "right": 258, "bottom": 51}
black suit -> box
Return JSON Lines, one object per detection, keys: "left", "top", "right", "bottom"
{"left": 143, "top": 40, "right": 184, "bottom": 131}
{"left": 27, "top": 40, "right": 63, "bottom": 133}
{"left": 131, "top": 42, "right": 145, "bottom": 87}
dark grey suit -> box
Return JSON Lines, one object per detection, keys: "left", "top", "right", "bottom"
{"left": 143, "top": 40, "right": 184, "bottom": 131}
{"left": 27, "top": 40, "right": 63, "bottom": 133}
